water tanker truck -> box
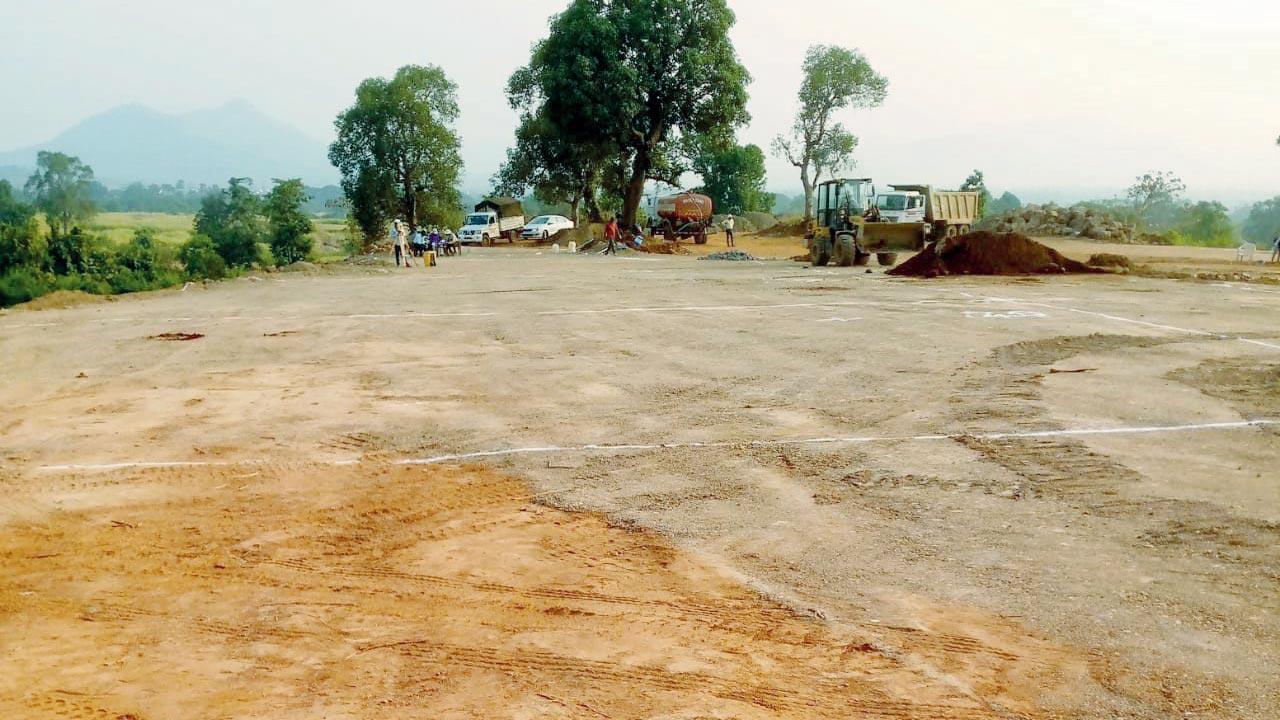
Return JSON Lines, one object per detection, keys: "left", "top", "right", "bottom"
{"left": 651, "top": 192, "right": 714, "bottom": 244}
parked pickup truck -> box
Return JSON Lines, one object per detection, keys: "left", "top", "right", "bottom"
{"left": 458, "top": 197, "right": 525, "bottom": 245}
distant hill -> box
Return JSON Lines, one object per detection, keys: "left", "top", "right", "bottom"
{"left": 0, "top": 100, "right": 337, "bottom": 188}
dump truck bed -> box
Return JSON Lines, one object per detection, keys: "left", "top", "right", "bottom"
{"left": 928, "top": 191, "right": 979, "bottom": 225}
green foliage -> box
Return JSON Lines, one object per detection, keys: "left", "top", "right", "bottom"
{"left": 179, "top": 235, "right": 227, "bottom": 280}
{"left": 264, "top": 179, "right": 314, "bottom": 265}
{"left": 1126, "top": 171, "right": 1186, "bottom": 230}
{"left": 329, "top": 65, "right": 463, "bottom": 239}
{"left": 694, "top": 143, "right": 774, "bottom": 213}
{"left": 516, "top": 0, "right": 751, "bottom": 226}
{"left": 0, "top": 267, "right": 54, "bottom": 306}
{"left": 772, "top": 45, "right": 887, "bottom": 220}
{"left": 1241, "top": 196, "right": 1280, "bottom": 246}
{"left": 987, "top": 191, "right": 1023, "bottom": 218}
{"left": 0, "top": 181, "right": 45, "bottom": 273}
{"left": 195, "top": 178, "right": 265, "bottom": 267}
{"left": 1175, "top": 201, "right": 1235, "bottom": 246}
{"left": 495, "top": 107, "right": 601, "bottom": 224}
{"left": 25, "top": 151, "right": 97, "bottom": 236}
{"left": 46, "top": 228, "right": 92, "bottom": 275}
{"left": 960, "top": 170, "right": 993, "bottom": 218}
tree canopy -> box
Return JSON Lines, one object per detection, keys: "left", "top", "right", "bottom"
{"left": 694, "top": 142, "right": 773, "bottom": 214}
{"left": 772, "top": 45, "right": 887, "bottom": 222}
{"left": 264, "top": 179, "right": 314, "bottom": 265}
{"left": 195, "top": 178, "right": 264, "bottom": 268}
{"left": 25, "top": 151, "right": 97, "bottom": 236}
{"left": 1126, "top": 171, "right": 1186, "bottom": 230}
{"left": 329, "top": 65, "right": 463, "bottom": 239}
{"left": 1242, "top": 196, "right": 1280, "bottom": 245}
{"left": 960, "top": 170, "right": 994, "bottom": 218}
{"left": 511, "top": 0, "right": 751, "bottom": 226}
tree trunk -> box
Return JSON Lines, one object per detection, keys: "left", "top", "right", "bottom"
{"left": 570, "top": 196, "right": 580, "bottom": 226}
{"left": 585, "top": 183, "right": 603, "bottom": 223}
{"left": 801, "top": 164, "right": 814, "bottom": 224}
{"left": 622, "top": 151, "right": 648, "bottom": 228}
{"left": 402, "top": 177, "right": 418, "bottom": 235}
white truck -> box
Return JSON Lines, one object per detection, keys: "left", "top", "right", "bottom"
{"left": 458, "top": 197, "right": 525, "bottom": 245}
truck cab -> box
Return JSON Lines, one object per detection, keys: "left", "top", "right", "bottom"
{"left": 458, "top": 211, "right": 500, "bottom": 245}
{"left": 874, "top": 191, "right": 927, "bottom": 224}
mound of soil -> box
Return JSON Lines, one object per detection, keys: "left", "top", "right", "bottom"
{"left": 761, "top": 219, "right": 808, "bottom": 238}
{"left": 637, "top": 242, "right": 689, "bottom": 255}
{"left": 1088, "top": 253, "right": 1132, "bottom": 269}
{"left": 889, "top": 232, "right": 1099, "bottom": 278}
{"left": 13, "top": 290, "right": 110, "bottom": 312}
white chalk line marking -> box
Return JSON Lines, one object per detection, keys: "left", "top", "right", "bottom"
{"left": 30, "top": 419, "right": 1278, "bottom": 472}
{"left": 979, "top": 296, "right": 1280, "bottom": 351}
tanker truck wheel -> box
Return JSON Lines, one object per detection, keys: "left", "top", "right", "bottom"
{"left": 695, "top": 232, "right": 707, "bottom": 245}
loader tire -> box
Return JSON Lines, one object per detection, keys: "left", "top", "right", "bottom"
{"left": 835, "top": 234, "right": 856, "bottom": 267}
{"left": 811, "top": 245, "right": 830, "bottom": 266}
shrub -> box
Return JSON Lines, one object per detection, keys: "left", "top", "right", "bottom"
{"left": 0, "top": 217, "right": 46, "bottom": 273}
{"left": 179, "top": 235, "right": 227, "bottom": 280}
{"left": 0, "top": 266, "right": 54, "bottom": 307}
{"left": 46, "top": 228, "right": 92, "bottom": 275}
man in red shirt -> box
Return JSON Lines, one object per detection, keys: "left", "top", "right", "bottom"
{"left": 604, "top": 217, "right": 619, "bottom": 255}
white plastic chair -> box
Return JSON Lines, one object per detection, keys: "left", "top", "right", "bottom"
{"left": 1236, "top": 243, "right": 1255, "bottom": 262}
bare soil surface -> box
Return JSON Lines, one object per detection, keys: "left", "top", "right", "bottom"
{"left": 2, "top": 247, "right": 1278, "bottom": 718}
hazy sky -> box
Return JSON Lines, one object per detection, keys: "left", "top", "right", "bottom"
{"left": 3, "top": 0, "right": 1278, "bottom": 203}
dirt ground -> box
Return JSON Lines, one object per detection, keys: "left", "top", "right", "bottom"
{"left": 1, "top": 243, "right": 1277, "bottom": 718}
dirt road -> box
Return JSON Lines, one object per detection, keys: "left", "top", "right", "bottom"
{"left": 2, "top": 247, "right": 1277, "bottom": 718}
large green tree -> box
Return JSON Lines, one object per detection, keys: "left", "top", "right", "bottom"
{"left": 1177, "top": 201, "right": 1234, "bottom": 245}
{"left": 496, "top": 99, "right": 605, "bottom": 224}
{"left": 694, "top": 142, "right": 773, "bottom": 214}
{"left": 25, "top": 151, "right": 97, "bottom": 236}
{"left": 195, "top": 178, "right": 265, "bottom": 268}
{"left": 264, "top": 179, "right": 314, "bottom": 265}
{"left": 514, "top": 0, "right": 750, "bottom": 227}
{"left": 1242, "top": 196, "right": 1280, "bottom": 245}
{"left": 329, "top": 65, "right": 463, "bottom": 239}
{"left": 772, "top": 45, "right": 887, "bottom": 222}
{"left": 1126, "top": 171, "right": 1185, "bottom": 231}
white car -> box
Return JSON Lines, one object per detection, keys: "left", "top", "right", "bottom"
{"left": 520, "top": 215, "right": 575, "bottom": 240}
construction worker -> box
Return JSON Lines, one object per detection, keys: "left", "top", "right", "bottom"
{"left": 603, "top": 217, "right": 619, "bottom": 255}
{"left": 723, "top": 214, "right": 735, "bottom": 248}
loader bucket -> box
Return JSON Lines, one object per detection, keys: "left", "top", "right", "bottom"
{"left": 862, "top": 223, "right": 927, "bottom": 252}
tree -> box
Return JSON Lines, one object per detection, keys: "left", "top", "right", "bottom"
{"left": 264, "top": 179, "right": 314, "bottom": 265}
{"left": 1242, "top": 196, "right": 1280, "bottom": 245}
{"left": 693, "top": 142, "right": 774, "bottom": 214}
{"left": 195, "top": 178, "right": 264, "bottom": 267}
{"left": 1126, "top": 171, "right": 1186, "bottom": 230}
{"left": 329, "top": 65, "right": 463, "bottom": 240}
{"left": 772, "top": 45, "right": 887, "bottom": 222}
{"left": 0, "top": 181, "right": 44, "bottom": 273}
{"left": 515, "top": 0, "right": 751, "bottom": 227}
{"left": 179, "top": 235, "right": 227, "bottom": 280}
{"left": 495, "top": 104, "right": 603, "bottom": 225}
{"left": 987, "top": 191, "right": 1023, "bottom": 218}
{"left": 960, "top": 170, "right": 993, "bottom": 218}
{"left": 25, "top": 151, "right": 96, "bottom": 236}
{"left": 1176, "top": 201, "right": 1234, "bottom": 245}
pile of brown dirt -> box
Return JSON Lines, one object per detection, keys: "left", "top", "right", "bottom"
{"left": 761, "top": 218, "right": 808, "bottom": 238}
{"left": 889, "top": 232, "right": 1100, "bottom": 278}
{"left": 12, "top": 290, "right": 110, "bottom": 312}
{"left": 637, "top": 241, "right": 689, "bottom": 255}
{"left": 1088, "top": 253, "right": 1132, "bottom": 269}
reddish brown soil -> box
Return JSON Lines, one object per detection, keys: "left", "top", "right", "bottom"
{"left": 890, "top": 232, "right": 1099, "bottom": 277}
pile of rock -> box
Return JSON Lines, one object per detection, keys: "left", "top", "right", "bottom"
{"left": 699, "top": 250, "right": 758, "bottom": 262}
{"left": 989, "top": 204, "right": 1131, "bottom": 242}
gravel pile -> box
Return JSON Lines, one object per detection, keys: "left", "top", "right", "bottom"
{"left": 699, "top": 250, "right": 758, "bottom": 262}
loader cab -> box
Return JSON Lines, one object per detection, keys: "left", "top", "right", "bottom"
{"left": 875, "top": 191, "right": 926, "bottom": 224}
{"left": 816, "top": 178, "right": 875, "bottom": 231}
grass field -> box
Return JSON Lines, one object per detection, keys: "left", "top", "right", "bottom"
{"left": 72, "top": 212, "right": 351, "bottom": 259}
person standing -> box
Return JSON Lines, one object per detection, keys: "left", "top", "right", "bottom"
{"left": 391, "top": 220, "right": 406, "bottom": 267}
{"left": 1271, "top": 234, "right": 1280, "bottom": 263}
{"left": 604, "top": 217, "right": 619, "bottom": 255}
{"left": 723, "top": 214, "right": 736, "bottom": 248}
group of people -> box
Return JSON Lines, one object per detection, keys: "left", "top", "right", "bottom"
{"left": 598, "top": 214, "right": 737, "bottom": 255}
{"left": 389, "top": 219, "right": 458, "bottom": 268}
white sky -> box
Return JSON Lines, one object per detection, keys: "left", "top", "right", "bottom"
{"left": 2, "top": 0, "right": 1278, "bottom": 204}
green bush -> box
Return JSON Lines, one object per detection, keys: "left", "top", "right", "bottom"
{"left": 0, "top": 217, "right": 45, "bottom": 273}
{"left": 46, "top": 228, "right": 92, "bottom": 274}
{"left": 0, "top": 267, "right": 54, "bottom": 306}
{"left": 180, "top": 235, "right": 228, "bottom": 280}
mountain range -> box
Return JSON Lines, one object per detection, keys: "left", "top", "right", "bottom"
{"left": 0, "top": 100, "right": 337, "bottom": 188}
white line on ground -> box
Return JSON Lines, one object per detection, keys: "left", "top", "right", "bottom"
{"left": 30, "top": 419, "right": 1278, "bottom": 472}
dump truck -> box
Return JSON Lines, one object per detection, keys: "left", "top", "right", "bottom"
{"left": 864, "top": 185, "right": 979, "bottom": 250}
{"left": 651, "top": 192, "right": 714, "bottom": 244}
{"left": 808, "top": 178, "right": 979, "bottom": 267}
{"left": 460, "top": 197, "right": 525, "bottom": 245}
